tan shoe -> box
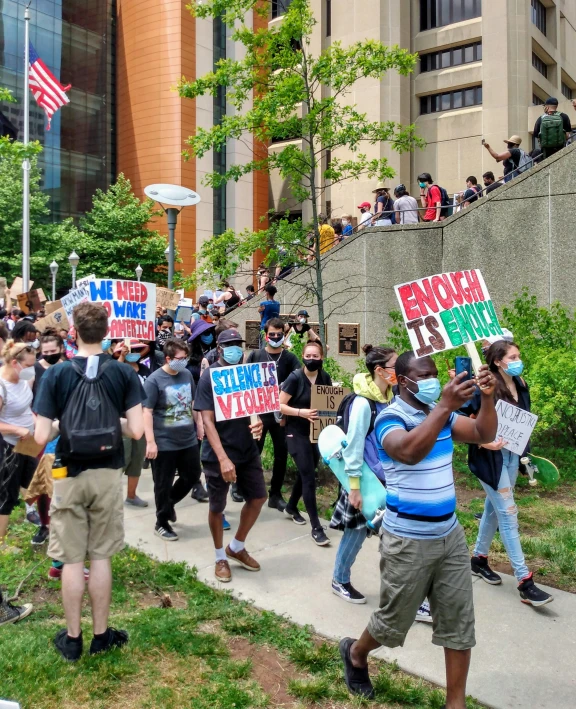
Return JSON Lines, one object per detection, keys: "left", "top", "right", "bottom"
{"left": 215, "top": 559, "right": 232, "bottom": 583}
{"left": 225, "top": 545, "right": 260, "bottom": 571}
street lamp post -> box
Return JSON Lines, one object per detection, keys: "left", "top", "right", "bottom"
{"left": 49, "top": 260, "right": 58, "bottom": 302}
{"left": 144, "top": 184, "right": 201, "bottom": 290}
{"left": 135, "top": 264, "right": 143, "bottom": 282}
{"left": 68, "top": 250, "right": 80, "bottom": 288}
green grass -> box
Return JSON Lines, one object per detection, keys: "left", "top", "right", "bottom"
{"left": 0, "top": 507, "right": 484, "bottom": 709}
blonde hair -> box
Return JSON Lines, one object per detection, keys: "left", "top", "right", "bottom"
{"left": 1, "top": 339, "right": 35, "bottom": 364}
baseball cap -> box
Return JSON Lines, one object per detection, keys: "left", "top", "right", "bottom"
{"left": 198, "top": 295, "right": 210, "bottom": 306}
{"left": 504, "top": 135, "right": 522, "bottom": 146}
{"left": 545, "top": 97, "right": 559, "bottom": 105}
{"left": 357, "top": 201, "right": 371, "bottom": 209}
{"left": 217, "top": 328, "right": 245, "bottom": 345}
{"left": 297, "top": 309, "right": 309, "bottom": 317}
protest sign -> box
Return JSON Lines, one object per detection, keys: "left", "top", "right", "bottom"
{"left": 9, "top": 276, "right": 33, "bottom": 299}
{"left": 394, "top": 269, "right": 503, "bottom": 357}
{"left": 17, "top": 289, "right": 42, "bottom": 314}
{"left": 210, "top": 361, "right": 280, "bottom": 422}
{"left": 61, "top": 286, "right": 90, "bottom": 322}
{"left": 88, "top": 279, "right": 156, "bottom": 340}
{"left": 156, "top": 287, "right": 181, "bottom": 311}
{"left": 76, "top": 274, "right": 96, "bottom": 289}
{"left": 175, "top": 306, "right": 193, "bottom": 323}
{"left": 35, "top": 307, "right": 70, "bottom": 333}
{"left": 44, "top": 300, "right": 62, "bottom": 315}
{"left": 36, "top": 288, "right": 47, "bottom": 303}
{"left": 495, "top": 400, "right": 538, "bottom": 455}
{"left": 0, "top": 277, "right": 6, "bottom": 301}
{"left": 310, "top": 385, "right": 350, "bottom": 442}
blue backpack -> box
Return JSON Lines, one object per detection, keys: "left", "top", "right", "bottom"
{"left": 336, "top": 394, "right": 387, "bottom": 482}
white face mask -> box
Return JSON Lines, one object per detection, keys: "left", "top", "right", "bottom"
{"left": 31, "top": 339, "right": 40, "bottom": 349}
{"left": 18, "top": 365, "right": 35, "bottom": 381}
{"left": 342, "top": 219, "right": 349, "bottom": 226}
{"left": 298, "top": 317, "right": 307, "bottom": 324}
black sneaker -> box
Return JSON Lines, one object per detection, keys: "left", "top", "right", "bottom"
{"left": 0, "top": 590, "right": 33, "bottom": 627}
{"left": 54, "top": 629, "right": 83, "bottom": 661}
{"left": 231, "top": 483, "right": 244, "bottom": 503}
{"left": 154, "top": 524, "right": 179, "bottom": 541}
{"left": 268, "top": 493, "right": 287, "bottom": 512}
{"left": 518, "top": 575, "right": 553, "bottom": 607}
{"left": 339, "top": 637, "right": 374, "bottom": 699}
{"left": 31, "top": 525, "right": 49, "bottom": 546}
{"left": 311, "top": 526, "right": 330, "bottom": 546}
{"left": 284, "top": 507, "right": 306, "bottom": 525}
{"left": 191, "top": 482, "right": 209, "bottom": 502}
{"left": 471, "top": 556, "right": 502, "bottom": 585}
{"left": 89, "top": 627, "right": 129, "bottom": 655}
{"left": 332, "top": 580, "right": 366, "bottom": 604}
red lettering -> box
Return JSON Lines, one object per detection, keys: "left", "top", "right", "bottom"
{"left": 243, "top": 390, "right": 255, "bottom": 415}
{"left": 441, "top": 273, "right": 463, "bottom": 305}
{"left": 216, "top": 395, "right": 233, "bottom": 419}
{"left": 465, "top": 269, "right": 485, "bottom": 302}
{"left": 412, "top": 279, "right": 439, "bottom": 317}
{"left": 397, "top": 284, "right": 420, "bottom": 320}
{"left": 232, "top": 391, "right": 247, "bottom": 418}
{"left": 256, "top": 387, "right": 265, "bottom": 413}
{"left": 115, "top": 280, "right": 147, "bottom": 303}
{"left": 450, "top": 272, "right": 473, "bottom": 304}
{"left": 431, "top": 275, "right": 453, "bottom": 309}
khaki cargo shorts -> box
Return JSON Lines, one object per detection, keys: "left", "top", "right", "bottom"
{"left": 48, "top": 468, "right": 125, "bottom": 564}
{"left": 367, "top": 524, "right": 475, "bottom": 651}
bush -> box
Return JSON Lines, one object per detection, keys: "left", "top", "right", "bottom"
{"left": 528, "top": 350, "right": 576, "bottom": 443}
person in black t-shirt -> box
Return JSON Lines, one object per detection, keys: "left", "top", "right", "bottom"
{"left": 483, "top": 134, "right": 527, "bottom": 182}
{"left": 34, "top": 302, "right": 144, "bottom": 662}
{"left": 194, "top": 328, "right": 266, "bottom": 583}
{"left": 461, "top": 176, "right": 481, "bottom": 207}
{"left": 245, "top": 318, "right": 300, "bottom": 512}
{"left": 533, "top": 97, "right": 572, "bottom": 159}
{"left": 482, "top": 171, "right": 502, "bottom": 195}
{"left": 287, "top": 310, "right": 321, "bottom": 348}
{"left": 280, "top": 340, "right": 332, "bottom": 547}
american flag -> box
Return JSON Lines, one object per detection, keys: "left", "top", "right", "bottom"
{"left": 28, "top": 42, "right": 71, "bottom": 130}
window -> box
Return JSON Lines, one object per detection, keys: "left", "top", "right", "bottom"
{"left": 420, "top": 0, "right": 481, "bottom": 31}
{"left": 531, "top": 0, "right": 547, "bottom": 36}
{"left": 533, "top": 93, "right": 545, "bottom": 106}
{"left": 420, "top": 42, "right": 482, "bottom": 72}
{"left": 326, "top": 0, "right": 331, "bottom": 37}
{"left": 532, "top": 52, "right": 548, "bottom": 79}
{"left": 420, "top": 85, "right": 482, "bottom": 114}
{"left": 271, "top": 0, "right": 293, "bottom": 19}
{"left": 561, "top": 82, "right": 573, "bottom": 100}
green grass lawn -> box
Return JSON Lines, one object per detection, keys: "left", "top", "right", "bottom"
{"left": 0, "top": 510, "right": 483, "bottom": 709}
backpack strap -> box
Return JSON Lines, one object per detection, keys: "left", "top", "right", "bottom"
{"left": 367, "top": 399, "right": 378, "bottom": 435}
{"left": 0, "top": 379, "right": 7, "bottom": 412}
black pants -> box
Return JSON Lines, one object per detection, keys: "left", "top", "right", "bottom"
{"left": 257, "top": 414, "right": 288, "bottom": 497}
{"left": 0, "top": 446, "right": 37, "bottom": 516}
{"left": 151, "top": 445, "right": 202, "bottom": 527}
{"left": 542, "top": 146, "right": 563, "bottom": 160}
{"left": 285, "top": 430, "right": 320, "bottom": 528}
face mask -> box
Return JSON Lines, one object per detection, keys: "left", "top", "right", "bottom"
{"left": 267, "top": 334, "right": 285, "bottom": 348}
{"left": 101, "top": 339, "right": 112, "bottom": 351}
{"left": 419, "top": 181, "right": 427, "bottom": 188}
{"left": 29, "top": 338, "right": 40, "bottom": 349}
{"left": 207, "top": 304, "right": 215, "bottom": 311}
{"left": 200, "top": 333, "right": 214, "bottom": 345}
{"left": 221, "top": 345, "right": 243, "bottom": 364}
{"left": 43, "top": 353, "right": 62, "bottom": 366}
{"left": 503, "top": 360, "right": 524, "bottom": 377}
{"left": 303, "top": 358, "right": 322, "bottom": 372}
{"left": 125, "top": 353, "right": 141, "bottom": 363}
{"left": 379, "top": 369, "right": 397, "bottom": 386}
{"left": 18, "top": 365, "right": 35, "bottom": 381}
{"left": 298, "top": 317, "right": 307, "bottom": 324}
{"left": 405, "top": 377, "right": 441, "bottom": 405}
{"left": 342, "top": 219, "right": 349, "bottom": 226}
{"left": 168, "top": 358, "right": 188, "bottom": 373}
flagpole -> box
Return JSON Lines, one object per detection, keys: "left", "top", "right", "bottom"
{"left": 22, "top": 4, "right": 31, "bottom": 291}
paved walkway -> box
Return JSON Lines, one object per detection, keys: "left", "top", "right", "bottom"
{"left": 123, "top": 472, "right": 576, "bottom": 709}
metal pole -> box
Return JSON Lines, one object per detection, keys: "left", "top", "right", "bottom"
{"left": 72, "top": 266, "right": 76, "bottom": 289}
{"left": 52, "top": 272, "right": 56, "bottom": 301}
{"left": 22, "top": 6, "right": 31, "bottom": 291}
{"left": 166, "top": 207, "right": 178, "bottom": 290}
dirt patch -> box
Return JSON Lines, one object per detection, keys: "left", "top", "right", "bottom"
{"left": 455, "top": 485, "right": 484, "bottom": 508}
{"left": 136, "top": 589, "right": 188, "bottom": 610}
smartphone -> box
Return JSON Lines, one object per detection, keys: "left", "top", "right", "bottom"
{"left": 481, "top": 138, "right": 485, "bottom": 145}
{"left": 455, "top": 356, "right": 473, "bottom": 382}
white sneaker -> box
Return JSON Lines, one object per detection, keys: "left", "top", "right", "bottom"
{"left": 415, "top": 600, "right": 433, "bottom": 623}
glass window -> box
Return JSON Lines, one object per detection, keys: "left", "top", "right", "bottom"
{"left": 452, "top": 90, "right": 463, "bottom": 108}
{"left": 420, "top": 85, "right": 482, "bottom": 115}
{"left": 464, "top": 88, "right": 476, "bottom": 106}
{"left": 441, "top": 92, "right": 451, "bottom": 110}
{"left": 421, "top": 0, "right": 481, "bottom": 31}
{"left": 532, "top": 52, "right": 548, "bottom": 79}
{"left": 464, "top": 44, "right": 474, "bottom": 63}
{"left": 476, "top": 43, "right": 482, "bottom": 60}
{"left": 452, "top": 47, "right": 463, "bottom": 65}
{"left": 272, "top": 0, "right": 293, "bottom": 19}
{"left": 419, "top": 42, "right": 481, "bottom": 73}
{"left": 562, "top": 82, "right": 573, "bottom": 100}
{"left": 441, "top": 50, "right": 451, "bottom": 68}
{"left": 533, "top": 93, "right": 545, "bottom": 106}
{"left": 531, "top": 0, "right": 547, "bottom": 36}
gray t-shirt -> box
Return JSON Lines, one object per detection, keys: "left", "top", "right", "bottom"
{"left": 143, "top": 368, "right": 197, "bottom": 451}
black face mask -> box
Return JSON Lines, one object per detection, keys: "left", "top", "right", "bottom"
{"left": 43, "top": 353, "right": 62, "bottom": 366}
{"left": 303, "top": 358, "right": 323, "bottom": 372}
{"left": 268, "top": 334, "right": 284, "bottom": 344}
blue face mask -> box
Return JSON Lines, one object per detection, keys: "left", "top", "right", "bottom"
{"left": 125, "top": 353, "right": 141, "bottom": 363}
{"left": 168, "top": 358, "right": 188, "bottom": 373}
{"left": 200, "top": 333, "right": 214, "bottom": 345}
{"left": 504, "top": 360, "right": 524, "bottom": 377}
{"left": 419, "top": 181, "right": 427, "bottom": 189}
{"left": 101, "top": 339, "right": 112, "bottom": 351}
{"left": 406, "top": 376, "right": 441, "bottom": 405}
{"left": 221, "top": 345, "right": 243, "bottom": 365}
{"left": 207, "top": 304, "right": 215, "bottom": 311}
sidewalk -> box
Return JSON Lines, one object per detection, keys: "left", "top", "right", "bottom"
{"left": 123, "top": 471, "right": 576, "bottom": 709}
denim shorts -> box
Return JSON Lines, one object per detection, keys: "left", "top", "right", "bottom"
{"left": 368, "top": 524, "right": 475, "bottom": 651}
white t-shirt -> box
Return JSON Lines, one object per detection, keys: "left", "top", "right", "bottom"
{"left": 394, "top": 195, "right": 419, "bottom": 224}
{"left": 359, "top": 211, "right": 373, "bottom": 227}
{"left": 0, "top": 378, "right": 34, "bottom": 445}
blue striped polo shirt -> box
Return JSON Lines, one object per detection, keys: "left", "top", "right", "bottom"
{"left": 374, "top": 396, "right": 458, "bottom": 540}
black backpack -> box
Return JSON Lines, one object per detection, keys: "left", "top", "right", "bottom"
{"left": 436, "top": 185, "right": 452, "bottom": 219}
{"left": 59, "top": 358, "right": 122, "bottom": 460}
{"left": 336, "top": 393, "right": 378, "bottom": 435}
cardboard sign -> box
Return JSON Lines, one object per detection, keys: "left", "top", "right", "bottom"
{"left": 156, "top": 287, "right": 181, "bottom": 311}
{"left": 14, "top": 437, "right": 44, "bottom": 458}
{"left": 35, "top": 307, "right": 70, "bottom": 333}
{"left": 17, "top": 289, "right": 42, "bottom": 314}
{"left": 88, "top": 279, "right": 156, "bottom": 340}
{"left": 61, "top": 286, "right": 90, "bottom": 322}
{"left": 495, "top": 400, "right": 538, "bottom": 455}
{"left": 36, "top": 288, "right": 47, "bottom": 303}
{"left": 310, "top": 385, "right": 350, "bottom": 442}
{"left": 338, "top": 323, "right": 360, "bottom": 356}
{"left": 76, "top": 274, "right": 96, "bottom": 289}
{"left": 394, "top": 269, "right": 503, "bottom": 357}
{"left": 9, "top": 276, "right": 33, "bottom": 299}
{"left": 45, "top": 300, "right": 62, "bottom": 315}
{"left": 210, "top": 361, "right": 280, "bottom": 422}
{"left": 175, "top": 305, "right": 193, "bottom": 323}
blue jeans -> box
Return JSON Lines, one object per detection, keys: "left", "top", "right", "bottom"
{"left": 474, "top": 450, "right": 530, "bottom": 581}
{"left": 333, "top": 526, "right": 367, "bottom": 584}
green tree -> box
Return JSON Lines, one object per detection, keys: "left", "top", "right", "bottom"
{"left": 179, "top": 0, "right": 423, "bottom": 343}
{"left": 78, "top": 173, "right": 168, "bottom": 284}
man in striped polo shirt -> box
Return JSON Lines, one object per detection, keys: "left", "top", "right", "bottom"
{"left": 340, "top": 351, "right": 497, "bottom": 707}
